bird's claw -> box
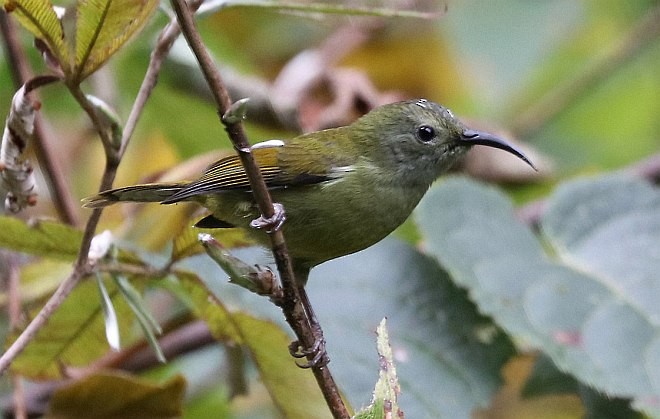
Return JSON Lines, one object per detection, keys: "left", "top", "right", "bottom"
{"left": 288, "top": 337, "right": 328, "bottom": 369}
{"left": 250, "top": 203, "right": 286, "bottom": 233}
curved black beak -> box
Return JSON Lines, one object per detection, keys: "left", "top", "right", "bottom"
{"left": 460, "top": 129, "right": 537, "bottom": 171}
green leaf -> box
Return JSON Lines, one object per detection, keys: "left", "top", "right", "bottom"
{"left": 354, "top": 319, "right": 403, "bottom": 419}
{"left": 200, "top": 0, "right": 438, "bottom": 19}
{"left": 307, "top": 240, "right": 514, "bottom": 418}
{"left": 0, "top": 260, "right": 70, "bottom": 307}
{"left": 73, "top": 0, "right": 158, "bottom": 82}
{"left": 2, "top": 0, "right": 70, "bottom": 72}
{"left": 9, "top": 277, "right": 138, "bottom": 379}
{"left": 170, "top": 273, "right": 329, "bottom": 418}
{"left": 47, "top": 371, "right": 185, "bottom": 418}
{"left": 189, "top": 240, "right": 514, "bottom": 417}
{"left": 233, "top": 312, "right": 331, "bottom": 418}
{"left": 521, "top": 355, "right": 579, "bottom": 398}
{"left": 113, "top": 274, "right": 165, "bottom": 363}
{"left": 415, "top": 174, "right": 660, "bottom": 416}
{"left": 0, "top": 216, "right": 82, "bottom": 260}
{"left": 172, "top": 272, "right": 242, "bottom": 344}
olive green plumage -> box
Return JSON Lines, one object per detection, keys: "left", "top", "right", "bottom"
{"left": 85, "top": 99, "right": 534, "bottom": 280}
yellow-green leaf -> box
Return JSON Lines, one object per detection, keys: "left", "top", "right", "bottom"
{"left": 74, "top": 0, "right": 158, "bottom": 82}
{"left": 234, "top": 312, "right": 331, "bottom": 418}
{"left": 9, "top": 277, "right": 138, "bottom": 379}
{"left": 47, "top": 371, "right": 185, "bottom": 419}
{"left": 0, "top": 216, "right": 82, "bottom": 260}
{"left": 175, "top": 272, "right": 242, "bottom": 343}
{"left": 171, "top": 273, "right": 331, "bottom": 416}
{"left": 0, "top": 260, "right": 71, "bottom": 308}
{"left": 2, "top": 0, "right": 70, "bottom": 73}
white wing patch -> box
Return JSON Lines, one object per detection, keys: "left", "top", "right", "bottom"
{"left": 251, "top": 139, "right": 285, "bottom": 150}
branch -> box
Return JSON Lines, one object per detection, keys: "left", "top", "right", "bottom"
{"left": 169, "top": 1, "right": 348, "bottom": 417}
{"left": 0, "top": 0, "right": 208, "bottom": 379}
{"left": 0, "top": 55, "right": 130, "bottom": 382}
{"left": 119, "top": 1, "right": 204, "bottom": 159}
{"left": 0, "top": 10, "right": 80, "bottom": 225}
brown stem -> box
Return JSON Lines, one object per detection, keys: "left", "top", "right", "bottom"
{"left": 169, "top": 1, "right": 348, "bottom": 417}
{"left": 510, "top": 3, "right": 660, "bottom": 139}
{"left": 0, "top": 10, "right": 80, "bottom": 226}
{"left": 3, "top": 253, "right": 26, "bottom": 419}
{"left": 0, "top": 81, "right": 125, "bottom": 379}
{"left": 119, "top": 0, "right": 203, "bottom": 159}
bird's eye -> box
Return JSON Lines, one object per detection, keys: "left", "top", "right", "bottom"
{"left": 416, "top": 125, "right": 435, "bottom": 142}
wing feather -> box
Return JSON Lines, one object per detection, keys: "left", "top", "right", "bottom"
{"left": 162, "top": 129, "right": 358, "bottom": 203}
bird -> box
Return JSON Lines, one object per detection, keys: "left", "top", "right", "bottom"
{"left": 85, "top": 99, "right": 535, "bottom": 285}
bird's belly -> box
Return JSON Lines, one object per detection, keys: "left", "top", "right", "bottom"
{"left": 271, "top": 183, "right": 425, "bottom": 266}
{"left": 202, "top": 181, "right": 426, "bottom": 267}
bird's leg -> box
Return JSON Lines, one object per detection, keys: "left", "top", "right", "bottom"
{"left": 250, "top": 202, "right": 286, "bottom": 233}
{"left": 288, "top": 267, "right": 329, "bottom": 368}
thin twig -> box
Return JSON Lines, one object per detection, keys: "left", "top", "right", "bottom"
{"left": 119, "top": 1, "right": 204, "bottom": 158}
{"left": 170, "top": 1, "right": 348, "bottom": 417}
{"left": 0, "top": 86, "right": 124, "bottom": 378}
{"left": 510, "top": 3, "right": 660, "bottom": 138}
{"left": 0, "top": 10, "right": 80, "bottom": 225}
{"left": 4, "top": 253, "right": 26, "bottom": 419}
{"left": 0, "top": 263, "right": 89, "bottom": 375}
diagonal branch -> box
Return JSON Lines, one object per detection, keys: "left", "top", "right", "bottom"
{"left": 169, "top": 1, "right": 348, "bottom": 417}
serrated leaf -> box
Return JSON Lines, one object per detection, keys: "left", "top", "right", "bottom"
{"left": 9, "top": 277, "right": 138, "bottom": 379}
{"left": 354, "top": 318, "right": 403, "bottom": 419}
{"left": 47, "top": 371, "right": 185, "bottom": 418}
{"left": 2, "top": 0, "right": 70, "bottom": 73}
{"left": 415, "top": 175, "right": 660, "bottom": 416}
{"left": 73, "top": 0, "right": 158, "bottom": 82}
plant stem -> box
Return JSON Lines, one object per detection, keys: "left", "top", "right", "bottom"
{"left": 0, "top": 10, "right": 80, "bottom": 225}
{"left": 0, "top": 82, "right": 124, "bottom": 377}
{"left": 169, "top": 1, "right": 348, "bottom": 417}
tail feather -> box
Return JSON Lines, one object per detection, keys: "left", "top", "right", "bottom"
{"left": 82, "top": 183, "right": 186, "bottom": 208}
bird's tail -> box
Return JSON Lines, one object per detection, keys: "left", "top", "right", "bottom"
{"left": 82, "top": 183, "right": 188, "bottom": 208}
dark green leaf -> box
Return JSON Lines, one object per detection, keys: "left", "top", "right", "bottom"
{"left": 415, "top": 175, "right": 660, "bottom": 416}
{"left": 521, "top": 355, "right": 579, "bottom": 398}
{"left": 47, "top": 372, "right": 185, "bottom": 419}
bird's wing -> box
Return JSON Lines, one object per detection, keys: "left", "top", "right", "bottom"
{"left": 162, "top": 131, "right": 357, "bottom": 203}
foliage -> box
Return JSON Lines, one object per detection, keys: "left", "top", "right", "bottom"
{"left": 0, "top": 0, "right": 658, "bottom": 418}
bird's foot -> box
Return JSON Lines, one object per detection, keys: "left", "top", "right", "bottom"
{"left": 250, "top": 203, "right": 286, "bottom": 233}
{"left": 289, "top": 336, "right": 328, "bottom": 369}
